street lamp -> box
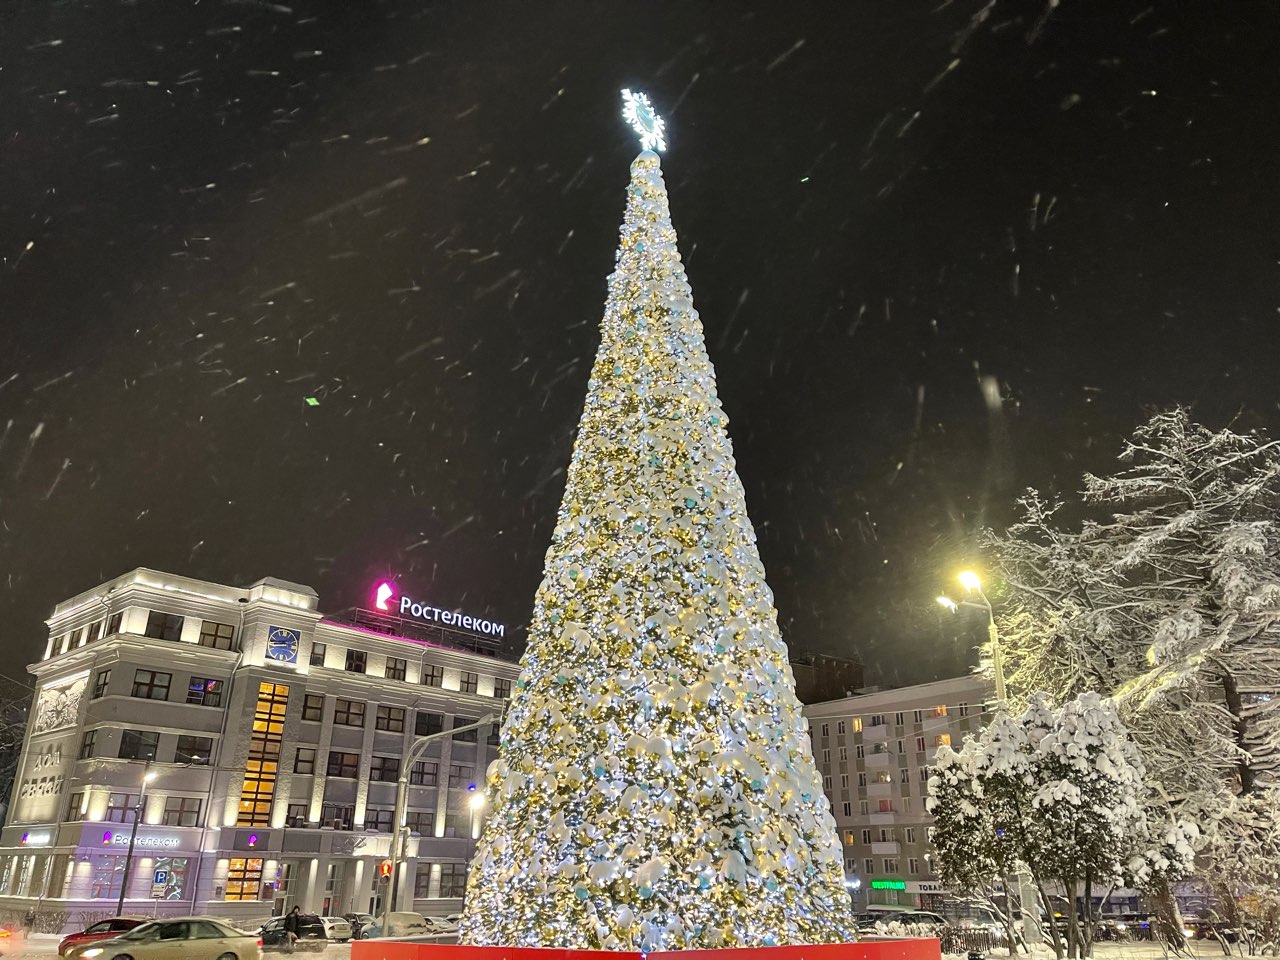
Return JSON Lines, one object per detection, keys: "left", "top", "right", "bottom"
{"left": 115, "top": 767, "right": 158, "bottom": 915}
{"left": 937, "top": 571, "right": 1004, "bottom": 701}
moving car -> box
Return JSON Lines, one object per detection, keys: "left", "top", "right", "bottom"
{"left": 259, "top": 915, "right": 327, "bottom": 953}
{"left": 317, "top": 917, "right": 352, "bottom": 943}
{"left": 63, "top": 918, "right": 261, "bottom": 960}
{"left": 59, "top": 919, "right": 150, "bottom": 957}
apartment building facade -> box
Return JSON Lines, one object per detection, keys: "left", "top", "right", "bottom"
{"left": 804, "top": 674, "right": 993, "bottom": 911}
{"left": 0, "top": 568, "right": 519, "bottom": 928}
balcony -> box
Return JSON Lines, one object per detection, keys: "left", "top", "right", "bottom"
{"left": 863, "top": 722, "right": 890, "bottom": 742}
{"left": 871, "top": 841, "right": 900, "bottom": 855}
{"left": 868, "top": 812, "right": 896, "bottom": 825}
{"left": 865, "top": 750, "right": 891, "bottom": 768}
{"left": 868, "top": 781, "right": 893, "bottom": 798}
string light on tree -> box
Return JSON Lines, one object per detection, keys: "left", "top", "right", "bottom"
{"left": 458, "top": 91, "right": 853, "bottom": 950}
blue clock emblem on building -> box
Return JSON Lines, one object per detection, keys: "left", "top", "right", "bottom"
{"left": 266, "top": 626, "right": 300, "bottom": 665}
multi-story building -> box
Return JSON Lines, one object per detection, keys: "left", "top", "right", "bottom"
{"left": 804, "top": 674, "right": 993, "bottom": 911}
{"left": 0, "top": 568, "right": 520, "bottom": 928}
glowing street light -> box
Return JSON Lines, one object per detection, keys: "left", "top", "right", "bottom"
{"left": 468, "top": 792, "right": 486, "bottom": 812}
{"left": 935, "top": 596, "right": 958, "bottom": 613}
{"left": 958, "top": 570, "right": 982, "bottom": 592}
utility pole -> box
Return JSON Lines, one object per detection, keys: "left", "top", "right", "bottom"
{"left": 381, "top": 713, "right": 500, "bottom": 935}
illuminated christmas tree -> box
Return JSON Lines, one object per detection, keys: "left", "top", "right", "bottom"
{"left": 459, "top": 92, "right": 854, "bottom": 951}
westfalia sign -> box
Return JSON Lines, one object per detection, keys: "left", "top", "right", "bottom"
{"left": 373, "top": 582, "right": 505, "bottom": 638}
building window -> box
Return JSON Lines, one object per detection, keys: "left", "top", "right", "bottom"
{"left": 414, "top": 871, "right": 433, "bottom": 898}
{"left": 385, "top": 657, "right": 407, "bottom": 681}
{"left": 900, "top": 768, "right": 911, "bottom": 783}
{"left": 415, "top": 711, "right": 444, "bottom": 737}
{"left": 913, "top": 710, "right": 923, "bottom": 724}
{"left": 879, "top": 799, "right": 893, "bottom": 813}
{"left": 175, "top": 735, "right": 213, "bottom": 765}
{"left": 162, "top": 796, "right": 202, "bottom": 827}
{"left": 186, "top": 677, "right": 223, "bottom": 707}
{"left": 842, "top": 802, "right": 852, "bottom": 817}
{"left": 321, "top": 804, "right": 355, "bottom": 831}
{"left": 438, "top": 863, "right": 467, "bottom": 898}
{"left": 370, "top": 756, "right": 400, "bottom": 782}
{"left": 884, "top": 858, "right": 898, "bottom": 873}
{"left": 366, "top": 808, "right": 394, "bottom": 832}
{"left": 935, "top": 733, "right": 952, "bottom": 747}
{"left": 486, "top": 722, "right": 500, "bottom": 747}
{"left": 864, "top": 858, "right": 874, "bottom": 875}
{"left": 898, "top": 740, "right": 905, "bottom": 754}
{"left": 334, "top": 698, "right": 365, "bottom": 727}
{"left": 421, "top": 663, "right": 444, "bottom": 687}
{"left": 934, "top": 704, "right": 948, "bottom": 718}
{"left": 447, "top": 763, "right": 474, "bottom": 788}
{"left": 344, "top": 649, "right": 367, "bottom": 673}
{"left": 916, "top": 736, "right": 927, "bottom": 752}
{"left": 453, "top": 717, "right": 478, "bottom": 742}
{"left": 79, "top": 729, "right": 96, "bottom": 760}
{"left": 236, "top": 682, "right": 288, "bottom": 827}
{"left": 302, "top": 694, "right": 324, "bottom": 722}
{"left": 856, "top": 744, "right": 865, "bottom": 759}
{"left": 822, "top": 749, "right": 830, "bottom": 763}
{"left": 460, "top": 671, "right": 479, "bottom": 694}
{"left": 920, "top": 767, "right": 929, "bottom": 782}
{"left": 840, "top": 774, "right": 849, "bottom": 790}
{"left": 105, "top": 612, "right": 124, "bottom": 636}
{"left": 909, "top": 857, "right": 919, "bottom": 875}
{"left": 131, "top": 669, "right": 171, "bottom": 701}
{"left": 823, "top": 775, "right": 833, "bottom": 791}
{"left": 406, "top": 811, "right": 434, "bottom": 835}
{"left": 309, "top": 642, "right": 327, "bottom": 667}
{"left": 876, "top": 771, "right": 892, "bottom": 784}
{"left": 861, "top": 829, "right": 872, "bottom": 845}
{"left": 820, "top": 723, "right": 829, "bottom": 738}
{"left": 327, "top": 751, "right": 360, "bottom": 779}
{"left": 198, "top": 621, "right": 236, "bottom": 650}
{"left": 376, "top": 706, "right": 405, "bottom": 732}
{"left": 225, "top": 858, "right": 264, "bottom": 901}
{"left": 903, "top": 797, "right": 913, "bottom": 812}
{"left": 905, "top": 827, "right": 916, "bottom": 844}
{"left": 295, "top": 748, "right": 316, "bottom": 774}
{"left": 410, "top": 761, "right": 438, "bottom": 786}
{"left": 144, "top": 611, "right": 184, "bottom": 642}
{"left": 870, "top": 714, "right": 884, "bottom": 727}
{"left": 895, "top": 712, "right": 904, "bottom": 726}
{"left": 65, "top": 791, "right": 85, "bottom": 821}
{"left": 286, "top": 803, "right": 307, "bottom": 825}
{"left": 852, "top": 717, "right": 863, "bottom": 733}
{"left": 119, "top": 730, "right": 160, "bottom": 761}
{"left": 105, "top": 792, "right": 139, "bottom": 823}
{"left": 837, "top": 720, "right": 846, "bottom": 735}
{"left": 91, "top": 669, "right": 111, "bottom": 700}
{"left": 859, "top": 800, "right": 869, "bottom": 816}
{"left": 839, "top": 746, "right": 848, "bottom": 761}
{"left": 858, "top": 773, "right": 867, "bottom": 787}
{"left": 493, "top": 678, "right": 511, "bottom": 700}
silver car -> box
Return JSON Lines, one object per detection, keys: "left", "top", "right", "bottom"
{"left": 66, "top": 918, "right": 262, "bottom": 960}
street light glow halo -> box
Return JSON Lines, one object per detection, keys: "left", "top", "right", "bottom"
{"left": 958, "top": 570, "right": 982, "bottom": 592}
{"left": 936, "top": 595, "right": 958, "bottom": 613}
{"left": 143, "top": 771, "right": 158, "bottom": 784}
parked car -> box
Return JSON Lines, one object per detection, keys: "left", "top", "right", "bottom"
{"left": 317, "top": 917, "right": 352, "bottom": 943}
{"left": 363, "top": 912, "right": 434, "bottom": 938}
{"left": 259, "top": 915, "right": 327, "bottom": 953}
{"left": 343, "top": 914, "right": 375, "bottom": 940}
{"left": 63, "top": 918, "right": 261, "bottom": 960}
{"left": 423, "top": 916, "right": 458, "bottom": 933}
{"left": 60, "top": 919, "right": 150, "bottom": 957}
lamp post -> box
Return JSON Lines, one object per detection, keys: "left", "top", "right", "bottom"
{"left": 382, "top": 713, "right": 501, "bottom": 936}
{"left": 937, "top": 571, "right": 1039, "bottom": 950}
{"left": 115, "top": 766, "right": 158, "bottom": 915}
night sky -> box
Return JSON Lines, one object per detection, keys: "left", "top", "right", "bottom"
{"left": 3, "top": 0, "right": 1278, "bottom": 695}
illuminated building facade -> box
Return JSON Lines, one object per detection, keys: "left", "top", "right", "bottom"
{"left": 0, "top": 568, "right": 518, "bottom": 928}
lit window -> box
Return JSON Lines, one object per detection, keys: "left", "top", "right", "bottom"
{"left": 935, "top": 733, "right": 952, "bottom": 747}
{"left": 934, "top": 705, "right": 948, "bottom": 718}
{"left": 186, "top": 678, "right": 223, "bottom": 708}
{"left": 225, "top": 858, "right": 264, "bottom": 901}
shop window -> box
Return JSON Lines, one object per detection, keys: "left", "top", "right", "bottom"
{"left": 225, "top": 857, "right": 264, "bottom": 900}
{"left": 439, "top": 862, "right": 467, "bottom": 898}
{"left": 119, "top": 730, "right": 159, "bottom": 761}
{"left": 421, "top": 663, "right": 444, "bottom": 687}
{"left": 385, "top": 657, "right": 407, "bottom": 681}
{"left": 144, "top": 611, "right": 184, "bottom": 642}
{"left": 176, "top": 735, "right": 212, "bottom": 765}
{"left": 91, "top": 854, "right": 124, "bottom": 899}
{"left": 131, "top": 670, "right": 171, "bottom": 701}
{"left": 414, "top": 871, "right": 433, "bottom": 898}
{"left": 198, "top": 621, "right": 236, "bottom": 650}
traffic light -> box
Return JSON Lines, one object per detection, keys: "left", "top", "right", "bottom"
{"left": 378, "top": 860, "right": 393, "bottom": 880}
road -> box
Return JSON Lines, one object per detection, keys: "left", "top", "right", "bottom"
{"left": 5, "top": 936, "right": 355, "bottom": 959}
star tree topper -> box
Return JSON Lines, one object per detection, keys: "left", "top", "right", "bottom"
{"left": 621, "top": 88, "right": 667, "bottom": 152}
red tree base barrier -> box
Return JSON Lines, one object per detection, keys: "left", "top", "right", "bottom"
{"left": 352, "top": 938, "right": 942, "bottom": 960}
